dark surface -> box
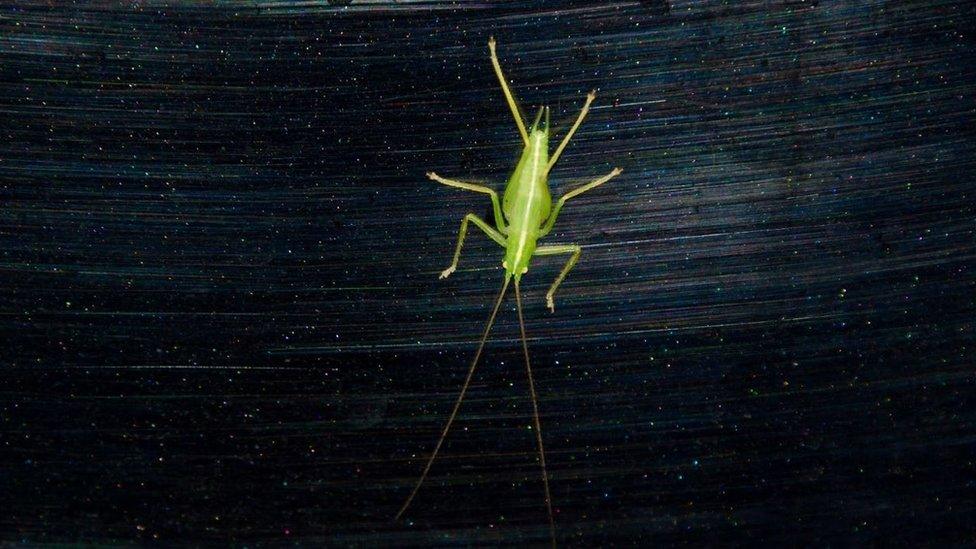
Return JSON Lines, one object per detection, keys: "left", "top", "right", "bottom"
{"left": 2, "top": 1, "right": 975, "bottom": 545}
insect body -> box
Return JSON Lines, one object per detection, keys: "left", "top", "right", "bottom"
{"left": 396, "top": 37, "right": 621, "bottom": 547}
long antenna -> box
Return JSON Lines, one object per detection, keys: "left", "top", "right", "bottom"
{"left": 514, "top": 281, "right": 556, "bottom": 547}
{"left": 396, "top": 276, "right": 512, "bottom": 521}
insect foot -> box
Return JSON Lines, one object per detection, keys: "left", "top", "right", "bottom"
{"left": 546, "top": 294, "right": 556, "bottom": 313}
{"left": 439, "top": 265, "right": 456, "bottom": 279}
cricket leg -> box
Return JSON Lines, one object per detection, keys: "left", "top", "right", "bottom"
{"left": 535, "top": 244, "right": 582, "bottom": 312}
{"left": 428, "top": 172, "right": 507, "bottom": 232}
{"left": 547, "top": 90, "right": 596, "bottom": 171}
{"left": 539, "top": 168, "right": 622, "bottom": 237}
{"left": 441, "top": 213, "right": 506, "bottom": 279}
{"left": 489, "top": 37, "right": 529, "bottom": 145}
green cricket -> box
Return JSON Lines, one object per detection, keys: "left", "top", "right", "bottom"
{"left": 395, "top": 37, "right": 622, "bottom": 546}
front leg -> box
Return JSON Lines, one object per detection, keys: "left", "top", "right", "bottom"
{"left": 441, "top": 213, "right": 507, "bottom": 279}
{"left": 428, "top": 172, "right": 507, "bottom": 233}
{"left": 534, "top": 244, "right": 582, "bottom": 312}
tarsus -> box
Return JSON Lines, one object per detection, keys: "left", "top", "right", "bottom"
{"left": 515, "top": 281, "right": 556, "bottom": 548}
{"left": 395, "top": 276, "right": 512, "bottom": 521}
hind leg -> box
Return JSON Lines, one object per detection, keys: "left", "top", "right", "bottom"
{"left": 489, "top": 37, "right": 529, "bottom": 145}
{"left": 548, "top": 91, "right": 596, "bottom": 170}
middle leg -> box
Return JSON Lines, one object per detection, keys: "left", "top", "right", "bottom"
{"left": 539, "top": 168, "right": 622, "bottom": 237}
{"left": 428, "top": 171, "right": 507, "bottom": 233}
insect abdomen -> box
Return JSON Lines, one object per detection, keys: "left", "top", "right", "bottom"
{"left": 503, "top": 130, "right": 551, "bottom": 221}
